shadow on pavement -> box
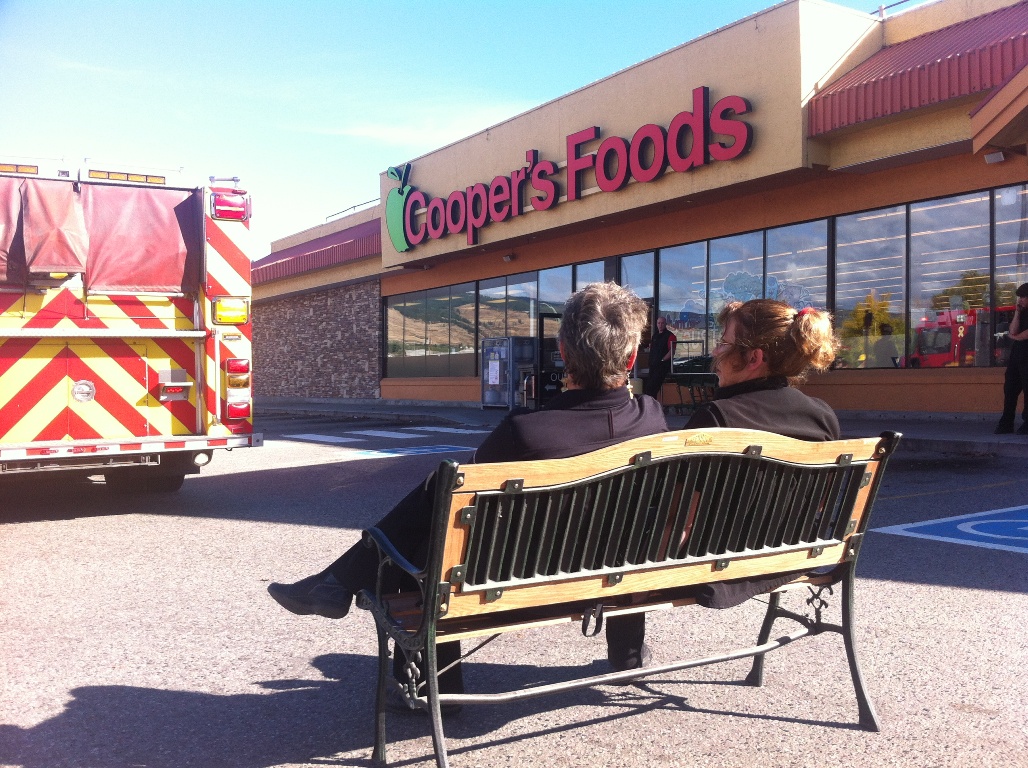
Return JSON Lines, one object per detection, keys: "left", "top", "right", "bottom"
{"left": 0, "top": 652, "right": 865, "bottom": 768}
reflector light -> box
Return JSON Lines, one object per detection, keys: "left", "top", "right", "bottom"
{"left": 225, "top": 358, "right": 250, "bottom": 374}
{"left": 227, "top": 373, "right": 251, "bottom": 389}
{"left": 211, "top": 190, "right": 250, "bottom": 221}
{"left": 87, "top": 169, "right": 166, "bottom": 184}
{"left": 164, "top": 386, "right": 185, "bottom": 394}
{"left": 226, "top": 402, "right": 251, "bottom": 419}
{"left": 213, "top": 297, "right": 249, "bottom": 324}
{"left": 0, "top": 163, "right": 39, "bottom": 174}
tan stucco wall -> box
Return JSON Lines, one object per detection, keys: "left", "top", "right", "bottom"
{"left": 883, "top": 0, "right": 1023, "bottom": 45}
{"left": 269, "top": 203, "right": 381, "bottom": 254}
{"left": 818, "top": 97, "right": 982, "bottom": 169}
{"left": 379, "top": 0, "right": 878, "bottom": 270}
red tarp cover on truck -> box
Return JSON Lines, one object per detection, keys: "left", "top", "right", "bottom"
{"left": 82, "top": 184, "right": 201, "bottom": 293}
{"left": 0, "top": 177, "right": 24, "bottom": 284}
{"left": 21, "top": 178, "right": 90, "bottom": 275}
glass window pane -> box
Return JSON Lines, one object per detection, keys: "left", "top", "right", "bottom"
{"left": 709, "top": 231, "right": 763, "bottom": 344}
{"left": 478, "top": 277, "right": 506, "bottom": 353}
{"left": 402, "top": 292, "right": 428, "bottom": 377}
{"left": 835, "top": 205, "right": 906, "bottom": 369}
{"left": 621, "top": 251, "right": 654, "bottom": 301}
{"left": 659, "top": 242, "right": 707, "bottom": 361}
{"left": 539, "top": 266, "right": 572, "bottom": 314}
{"left": 994, "top": 185, "right": 1028, "bottom": 367}
{"left": 766, "top": 220, "right": 827, "bottom": 309}
{"left": 424, "top": 286, "right": 450, "bottom": 377}
{"left": 574, "top": 260, "right": 605, "bottom": 289}
{"left": 909, "top": 192, "right": 991, "bottom": 368}
{"left": 449, "top": 282, "right": 477, "bottom": 376}
{"left": 384, "top": 295, "right": 406, "bottom": 378}
{"left": 506, "top": 271, "right": 538, "bottom": 339}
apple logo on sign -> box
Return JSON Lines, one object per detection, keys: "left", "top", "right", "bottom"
{"left": 385, "top": 163, "right": 414, "bottom": 253}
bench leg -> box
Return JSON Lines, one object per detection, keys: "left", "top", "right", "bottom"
{"left": 372, "top": 627, "right": 390, "bottom": 765}
{"left": 744, "top": 591, "right": 782, "bottom": 687}
{"left": 424, "top": 635, "right": 452, "bottom": 768}
{"left": 841, "top": 567, "right": 882, "bottom": 732}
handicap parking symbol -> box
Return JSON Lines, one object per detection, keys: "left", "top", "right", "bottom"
{"left": 873, "top": 506, "right": 1028, "bottom": 554}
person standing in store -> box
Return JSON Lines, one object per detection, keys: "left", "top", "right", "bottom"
{"left": 644, "top": 315, "right": 676, "bottom": 398}
{"left": 995, "top": 282, "right": 1028, "bottom": 435}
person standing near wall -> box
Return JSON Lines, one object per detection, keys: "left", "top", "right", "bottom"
{"left": 644, "top": 315, "right": 676, "bottom": 398}
{"left": 995, "top": 283, "right": 1028, "bottom": 435}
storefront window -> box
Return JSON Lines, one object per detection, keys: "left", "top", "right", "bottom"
{"left": 835, "top": 205, "right": 906, "bottom": 368}
{"left": 395, "top": 293, "right": 428, "bottom": 377}
{"left": 620, "top": 251, "right": 654, "bottom": 301}
{"left": 709, "top": 231, "right": 763, "bottom": 342}
{"left": 659, "top": 242, "right": 707, "bottom": 360}
{"left": 424, "top": 286, "right": 450, "bottom": 376}
{"left": 539, "top": 266, "right": 572, "bottom": 314}
{"left": 478, "top": 277, "right": 507, "bottom": 353}
{"left": 993, "top": 184, "right": 1028, "bottom": 366}
{"left": 574, "top": 260, "right": 605, "bottom": 289}
{"left": 449, "top": 282, "right": 477, "bottom": 376}
{"left": 506, "top": 271, "right": 538, "bottom": 339}
{"left": 909, "top": 192, "right": 991, "bottom": 368}
{"left": 385, "top": 295, "right": 407, "bottom": 377}
{"left": 766, "top": 220, "right": 827, "bottom": 309}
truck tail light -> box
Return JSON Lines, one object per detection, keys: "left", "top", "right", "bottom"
{"left": 226, "top": 402, "right": 251, "bottom": 419}
{"left": 213, "top": 297, "right": 249, "bottom": 324}
{"left": 225, "top": 358, "right": 250, "bottom": 374}
{"left": 211, "top": 189, "right": 250, "bottom": 221}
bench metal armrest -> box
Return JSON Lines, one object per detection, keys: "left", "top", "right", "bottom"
{"left": 361, "top": 526, "right": 427, "bottom": 582}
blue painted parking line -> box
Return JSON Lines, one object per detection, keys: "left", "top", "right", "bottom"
{"left": 873, "top": 506, "right": 1028, "bottom": 554}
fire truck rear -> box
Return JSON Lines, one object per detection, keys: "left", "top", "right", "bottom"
{"left": 0, "top": 159, "right": 262, "bottom": 492}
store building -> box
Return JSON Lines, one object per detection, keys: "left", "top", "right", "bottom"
{"left": 253, "top": 0, "right": 1028, "bottom": 414}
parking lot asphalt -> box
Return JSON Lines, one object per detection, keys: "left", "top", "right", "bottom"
{"left": 257, "top": 395, "right": 1028, "bottom": 458}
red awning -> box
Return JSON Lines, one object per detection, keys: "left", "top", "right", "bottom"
{"left": 809, "top": 3, "right": 1028, "bottom": 136}
{"left": 252, "top": 219, "right": 381, "bottom": 285}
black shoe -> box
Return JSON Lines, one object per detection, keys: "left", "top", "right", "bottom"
{"left": 1018, "top": 423, "right": 1028, "bottom": 435}
{"left": 608, "top": 643, "right": 653, "bottom": 677}
{"left": 994, "top": 422, "right": 1014, "bottom": 435}
{"left": 267, "top": 572, "right": 353, "bottom": 619}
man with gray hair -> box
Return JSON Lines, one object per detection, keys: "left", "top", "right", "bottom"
{"left": 268, "top": 282, "right": 669, "bottom": 695}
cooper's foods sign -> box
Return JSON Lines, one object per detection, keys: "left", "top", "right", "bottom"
{"left": 386, "top": 86, "right": 753, "bottom": 253}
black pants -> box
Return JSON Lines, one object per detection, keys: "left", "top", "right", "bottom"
{"left": 645, "top": 361, "right": 671, "bottom": 398}
{"left": 327, "top": 472, "right": 643, "bottom": 685}
{"left": 999, "top": 359, "right": 1028, "bottom": 427}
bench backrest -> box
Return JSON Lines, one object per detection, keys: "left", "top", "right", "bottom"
{"left": 425, "top": 429, "right": 898, "bottom": 621}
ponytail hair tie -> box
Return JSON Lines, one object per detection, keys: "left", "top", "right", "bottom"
{"left": 795, "top": 307, "right": 816, "bottom": 319}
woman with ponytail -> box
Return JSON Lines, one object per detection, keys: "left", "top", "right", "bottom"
{"left": 684, "top": 299, "right": 840, "bottom": 439}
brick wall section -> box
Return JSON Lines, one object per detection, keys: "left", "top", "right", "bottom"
{"left": 253, "top": 280, "right": 381, "bottom": 398}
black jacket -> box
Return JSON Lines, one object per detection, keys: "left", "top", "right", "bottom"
{"left": 684, "top": 376, "right": 840, "bottom": 441}
{"left": 475, "top": 386, "right": 669, "bottom": 463}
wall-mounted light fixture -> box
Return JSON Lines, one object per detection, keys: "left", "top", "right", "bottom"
{"left": 984, "top": 151, "right": 1006, "bottom": 165}
{"left": 503, "top": 253, "right": 517, "bottom": 263}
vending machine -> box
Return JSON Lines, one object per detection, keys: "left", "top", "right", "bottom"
{"left": 481, "top": 337, "right": 537, "bottom": 409}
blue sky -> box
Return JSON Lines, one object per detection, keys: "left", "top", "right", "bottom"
{"left": 0, "top": 0, "right": 878, "bottom": 257}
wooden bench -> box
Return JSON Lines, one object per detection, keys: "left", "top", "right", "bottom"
{"left": 357, "top": 427, "right": 901, "bottom": 768}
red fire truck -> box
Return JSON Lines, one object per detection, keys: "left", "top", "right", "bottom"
{"left": 0, "top": 159, "right": 261, "bottom": 491}
{"left": 908, "top": 305, "right": 1016, "bottom": 368}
